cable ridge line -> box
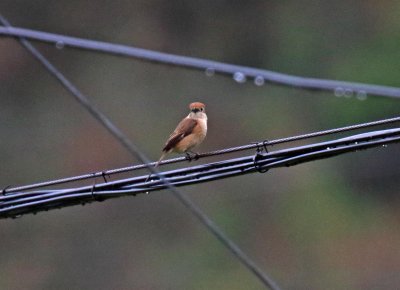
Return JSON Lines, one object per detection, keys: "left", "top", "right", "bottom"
{"left": 0, "top": 26, "right": 400, "bottom": 98}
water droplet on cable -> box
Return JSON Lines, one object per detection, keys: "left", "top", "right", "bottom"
{"left": 233, "top": 72, "right": 246, "bottom": 83}
{"left": 334, "top": 87, "right": 345, "bottom": 97}
{"left": 145, "top": 192, "right": 149, "bottom": 195}
{"left": 356, "top": 90, "right": 367, "bottom": 100}
{"left": 205, "top": 67, "right": 215, "bottom": 77}
{"left": 344, "top": 89, "right": 353, "bottom": 98}
{"left": 55, "top": 41, "right": 65, "bottom": 49}
{"left": 382, "top": 144, "right": 388, "bottom": 148}
{"left": 254, "top": 76, "right": 265, "bottom": 86}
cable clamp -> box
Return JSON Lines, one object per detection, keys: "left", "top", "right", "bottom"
{"left": 90, "top": 182, "right": 103, "bottom": 202}
{"left": 1, "top": 185, "right": 11, "bottom": 195}
{"left": 253, "top": 140, "right": 270, "bottom": 173}
{"left": 101, "top": 171, "right": 110, "bottom": 183}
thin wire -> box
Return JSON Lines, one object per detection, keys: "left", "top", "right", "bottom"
{"left": 5, "top": 115, "right": 400, "bottom": 194}
{"left": 0, "top": 15, "right": 280, "bottom": 290}
{"left": 1, "top": 26, "right": 400, "bottom": 99}
{"left": 2, "top": 128, "right": 399, "bottom": 214}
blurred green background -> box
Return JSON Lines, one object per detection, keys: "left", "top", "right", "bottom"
{"left": 1, "top": 1, "right": 400, "bottom": 289}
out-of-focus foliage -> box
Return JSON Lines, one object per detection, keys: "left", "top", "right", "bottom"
{"left": 1, "top": 1, "right": 400, "bottom": 289}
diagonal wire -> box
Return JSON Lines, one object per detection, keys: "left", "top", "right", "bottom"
{"left": 4, "top": 115, "right": 400, "bottom": 194}
{"left": 1, "top": 25, "right": 400, "bottom": 99}
{"left": 0, "top": 15, "right": 280, "bottom": 290}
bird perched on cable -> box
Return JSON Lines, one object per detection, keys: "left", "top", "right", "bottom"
{"left": 155, "top": 102, "right": 208, "bottom": 167}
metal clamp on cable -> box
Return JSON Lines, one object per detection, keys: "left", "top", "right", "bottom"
{"left": 1, "top": 185, "right": 11, "bottom": 196}
{"left": 101, "top": 171, "right": 110, "bottom": 183}
{"left": 90, "top": 183, "right": 103, "bottom": 202}
{"left": 261, "top": 140, "right": 270, "bottom": 153}
{"left": 253, "top": 140, "right": 270, "bottom": 173}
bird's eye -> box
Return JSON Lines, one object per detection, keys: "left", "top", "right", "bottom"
{"left": 200, "top": 108, "right": 203, "bottom": 111}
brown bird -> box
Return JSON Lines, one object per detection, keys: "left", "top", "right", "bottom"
{"left": 155, "top": 102, "right": 208, "bottom": 167}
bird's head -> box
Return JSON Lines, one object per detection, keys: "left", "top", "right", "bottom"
{"left": 189, "top": 102, "right": 206, "bottom": 114}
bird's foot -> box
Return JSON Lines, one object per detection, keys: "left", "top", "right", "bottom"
{"left": 185, "top": 151, "right": 199, "bottom": 162}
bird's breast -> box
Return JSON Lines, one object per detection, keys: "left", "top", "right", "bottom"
{"left": 196, "top": 118, "right": 207, "bottom": 136}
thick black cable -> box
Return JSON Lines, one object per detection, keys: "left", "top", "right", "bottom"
{"left": 1, "top": 26, "right": 400, "bottom": 99}
{"left": 0, "top": 15, "right": 280, "bottom": 290}
{"left": 4, "top": 127, "right": 398, "bottom": 209}
{"left": 2, "top": 128, "right": 399, "bottom": 215}
{"left": 2, "top": 128, "right": 399, "bottom": 208}
{"left": 5, "top": 115, "right": 400, "bottom": 194}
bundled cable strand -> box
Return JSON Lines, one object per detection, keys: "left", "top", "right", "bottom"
{"left": 4, "top": 115, "right": 400, "bottom": 194}
{"left": 1, "top": 25, "right": 400, "bottom": 99}
{"left": 2, "top": 128, "right": 399, "bottom": 219}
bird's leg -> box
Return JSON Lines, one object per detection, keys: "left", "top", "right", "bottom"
{"left": 185, "top": 150, "right": 199, "bottom": 161}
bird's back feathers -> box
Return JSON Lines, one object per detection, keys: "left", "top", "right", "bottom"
{"left": 162, "top": 118, "right": 197, "bottom": 152}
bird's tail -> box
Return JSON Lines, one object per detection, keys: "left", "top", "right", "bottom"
{"left": 145, "top": 152, "right": 166, "bottom": 182}
{"left": 155, "top": 152, "right": 167, "bottom": 167}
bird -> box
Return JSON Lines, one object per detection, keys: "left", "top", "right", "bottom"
{"left": 155, "top": 102, "right": 208, "bottom": 167}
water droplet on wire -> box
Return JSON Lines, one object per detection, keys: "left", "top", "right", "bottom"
{"left": 334, "top": 87, "right": 345, "bottom": 97}
{"left": 55, "top": 41, "right": 65, "bottom": 49}
{"left": 254, "top": 76, "right": 265, "bottom": 86}
{"left": 356, "top": 90, "right": 367, "bottom": 100}
{"left": 344, "top": 89, "right": 353, "bottom": 98}
{"left": 205, "top": 67, "right": 215, "bottom": 77}
{"left": 233, "top": 72, "right": 246, "bottom": 83}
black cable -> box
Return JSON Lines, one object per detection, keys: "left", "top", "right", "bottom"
{"left": 0, "top": 15, "right": 280, "bottom": 290}
{"left": 5, "top": 115, "right": 400, "bottom": 194}
{"left": 1, "top": 25, "right": 400, "bottom": 99}
{"left": 2, "top": 128, "right": 399, "bottom": 215}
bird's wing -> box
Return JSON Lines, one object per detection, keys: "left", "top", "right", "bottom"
{"left": 162, "top": 118, "right": 197, "bottom": 152}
